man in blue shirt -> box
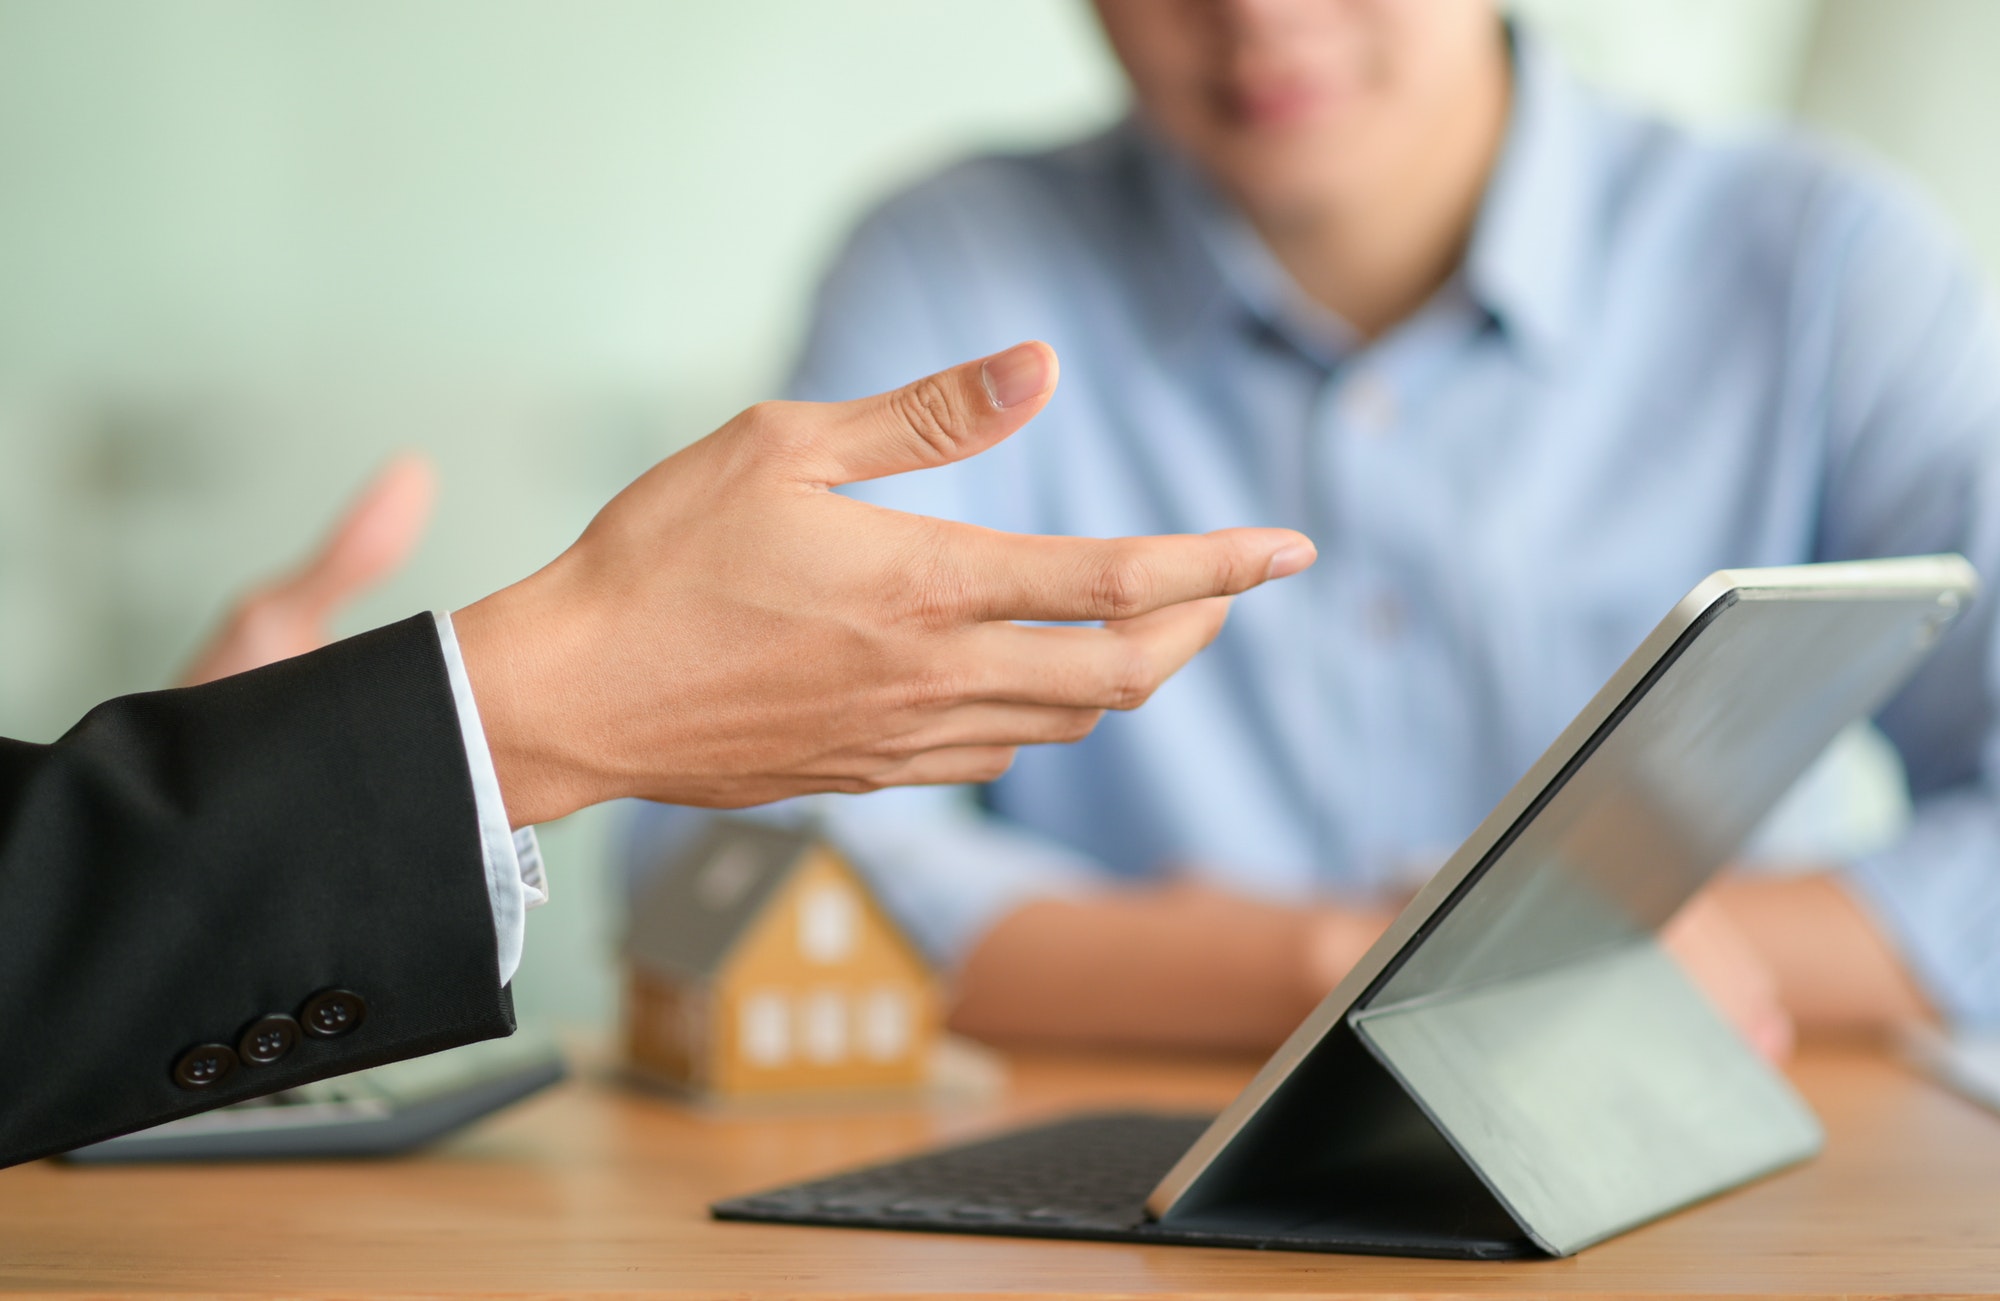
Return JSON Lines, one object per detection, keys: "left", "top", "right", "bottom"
{"left": 637, "top": 0, "right": 2000, "bottom": 1054}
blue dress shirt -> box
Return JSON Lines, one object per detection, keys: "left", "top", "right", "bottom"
{"left": 632, "top": 34, "right": 2000, "bottom": 1024}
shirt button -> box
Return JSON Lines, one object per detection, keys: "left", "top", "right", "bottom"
{"left": 300, "top": 989, "right": 368, "bottom": 1039}
{"left": 1340, "top": 374, "right": 1398, "bottom": 437}
{"left": 1367, "top": 591, "right": 1406, "bottom": 642}
{"left": 172, "top": 1043, "right": 239, "bottom": 1090}
{"left": 238, "top": 1014, "right": 301, "bottom": 1066}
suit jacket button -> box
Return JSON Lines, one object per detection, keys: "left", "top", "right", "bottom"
{"left": 300, "top": 989, "right": 368, "bottom": 1039}
{"left": 173, "top": 1043, "right": 238, "bottom": 1090}
{"left": 238, "top": 1014, "right": 301, "bottom": 1065}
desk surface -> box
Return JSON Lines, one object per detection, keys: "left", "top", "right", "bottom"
{"left": 3, "top": 1044, "right": 1997, "bottom": 1298}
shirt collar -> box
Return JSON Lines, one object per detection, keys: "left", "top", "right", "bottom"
{"left": 1463, "top": 26, "right": 1598, "bottom": 366}
{"left": 1135, "top": 24, "right": 1600, "bottom": 369}
{"left": 1136, "top": 122, "right": 1356, "bottom": 368}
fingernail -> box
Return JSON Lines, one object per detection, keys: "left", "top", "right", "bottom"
{"left": 1266, "top": 543, "right": 1317, "bottom": 580}
{"left": 981, "top": 343, "right": 1053, "bottom": 409}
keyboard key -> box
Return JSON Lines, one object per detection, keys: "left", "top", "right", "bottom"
{"left": 947, "top": 1205, "right": 1013, "bottom": 1221}
{"left": 715, "top": 1113, "right": 1211, "bottom": 1237}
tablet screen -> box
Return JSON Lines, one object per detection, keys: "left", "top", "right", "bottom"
{"left": 1365, "top": 586, "right": 1956, "bottom": 1012}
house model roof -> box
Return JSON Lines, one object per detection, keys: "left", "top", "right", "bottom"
{"left": 625, "top": 818, "right": 841, "bottom": 982}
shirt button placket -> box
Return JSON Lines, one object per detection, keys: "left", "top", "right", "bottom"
{"left": 1329, "top": 365, "right": 1409, "bottom": 886}
{"left": 1341, "top": 372, "right": 1399, "bottom": 440}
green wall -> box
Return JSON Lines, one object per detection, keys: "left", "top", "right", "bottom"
{"left": 2, "top": 1, "right": 1985, "bottom": 1031}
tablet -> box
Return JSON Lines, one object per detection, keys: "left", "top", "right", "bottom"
{"left": 715, "top": 555, "right": 1977, "bottom": 1258}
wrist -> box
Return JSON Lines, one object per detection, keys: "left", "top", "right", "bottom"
{"left": 454, "top": 572, "right": 603, "bottom": 828}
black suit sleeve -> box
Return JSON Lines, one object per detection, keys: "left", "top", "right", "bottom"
{"left": 0, "top": 614, "right": 515, "bottom": 1168}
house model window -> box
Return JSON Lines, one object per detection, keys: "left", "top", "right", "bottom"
{"left": 798, "top": 882, "right": 858, "bottom": 963}
{"left": 738, "top": 992, "right": 790, "bottom": 1068}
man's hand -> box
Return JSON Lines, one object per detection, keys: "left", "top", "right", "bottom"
{"left": 1677, "top": 872, "right": 1936, "bottom": 1050}
{"left": 1663, "top": 888, "right": 1795, "bottom": 1062}
{"left": 180, "top": 454, "right": 435, "bottom": 687}
{"left": 455, "top": 342, "right": 1316, "bottom": 826}
{"left": 950, "top": 882, "right": 1395, "bottom": 1053}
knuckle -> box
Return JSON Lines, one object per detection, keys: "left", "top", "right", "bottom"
{"left": 1059, "top": 709, "right": 1103, "bottom": 743}
{"left": 888, "top": 377, "right": 964, "bottom": 463}
{"left": 903, "top": 664, "right": 966, "bottom": 711}
{"left": 875, "top": 730, "right": 927, "bottom": 763}
{"left": 904, "top": 548, "right": 975, "bottom": 630}
{"left": 734, "top": 400, "right": 808, "bottom": 459}
{"left": 1104, "top": 647, "right": 1159, "bottom": 711}
{"left": 844, "top": 756, "right": 909, "bottom": 795}
{"left": 1090, "top": 550, "right": 1154, "bottom": 619}
{"left": 734, "top": 399, "right": 783, "bottom": 439}
{"left": 1214, "top": 543, "right": 1249, "bottom": 595}
{"left": 974, "top": 748, "right": 1019, "bottom": 783}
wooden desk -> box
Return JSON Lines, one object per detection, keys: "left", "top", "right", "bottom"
{"left": 3, "top": 1045, "right": 1997, "bottom": 1298}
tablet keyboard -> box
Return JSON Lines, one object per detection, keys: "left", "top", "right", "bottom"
{"left": 713, "top": 1109, "right": 1539, "bottom": 1259}
{"left": 714, "top": 1112, "right": 1207, "bottom": 1234}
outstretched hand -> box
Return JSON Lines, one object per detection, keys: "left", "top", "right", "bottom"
{"left": 180, "top": 454, "right": 435, "bottom": 687}
{"left": 456, "top": 342, "right": 1316, "bottom": 826}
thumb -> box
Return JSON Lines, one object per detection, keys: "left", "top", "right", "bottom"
{"left": 281, "top": 452, "right": 437, "bottom": 617}
{"left": 807, "top": 341, "right": 1058, "bottom": 485}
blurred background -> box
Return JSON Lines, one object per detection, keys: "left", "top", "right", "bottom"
{"left": 1, "top": 0, "right": 1992, "bottom": 1033}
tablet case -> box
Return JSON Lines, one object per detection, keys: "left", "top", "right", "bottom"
{"left": 712, "top": 945, "right": 1809, "bottom": 1259}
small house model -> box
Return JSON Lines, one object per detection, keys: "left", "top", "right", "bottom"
{"left": 624, "top": 819, "right": 940, "bottom": 1098}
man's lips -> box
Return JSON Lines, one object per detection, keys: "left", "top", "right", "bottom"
{"left": 1228, "top": 77, "right": 1330, "bottom": 129}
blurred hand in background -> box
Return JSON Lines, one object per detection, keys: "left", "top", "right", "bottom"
{"left": 951, "top": 879, "right": 1804, "bottom": 1064}
{"left": 1663, "top": 889, "right": 1795, "bottom": 1063}
{"left": 178, "top": 454, "right": 436, "bottom": 687}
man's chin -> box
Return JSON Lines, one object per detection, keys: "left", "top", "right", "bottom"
{"left": 1214, "top": 156, "right": 1367, "bottom": 230}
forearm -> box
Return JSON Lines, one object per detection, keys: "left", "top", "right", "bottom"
{"left": 949, "top": 886, "right": 1391, "bottom": 1054}
{"left": 1709, "top": 872, "right": 1935, "bottom": 1035}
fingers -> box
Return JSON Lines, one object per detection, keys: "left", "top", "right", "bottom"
{"left": 1663, "top": 896, "right": 1796, "bottom": 1063}
{"left": 872, "top": 745, "right": 1021, "bottom": 789}
{"left": 900, "top": 702, "right": 1106, "bottom": 751}
{"left": 282, "top": 453, "right": 437, "bottom": 617}
{"left": 960, "top": 597, "right": 1237, "bottom": 711}
{"left": 798, "top": 341, "right": 1059, "bottom": 486}
{"left": 1102, "top": 598, "right": 1236, "bottom": 704}
{"left": 946, "top": 526, "right": 1314, "bottom": 624}
{"left": 853, "top": 604, "right": 1235, "bottom": 785}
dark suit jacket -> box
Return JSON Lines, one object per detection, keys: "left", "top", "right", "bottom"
{"left": 0, "top": 614, "right": 515, "bottom": 1169}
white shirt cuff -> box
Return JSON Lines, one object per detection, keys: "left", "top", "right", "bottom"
{"left": 432, "top": 610, "right": 547, "bottom": 987}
